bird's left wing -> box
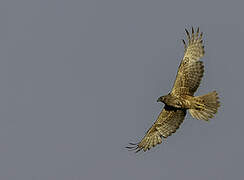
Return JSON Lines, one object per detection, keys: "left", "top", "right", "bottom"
{"left": 171, "top": 27, "right": 205, "bottom": 96}
{"left": 126, "top": 106, "right": 186, "bottom": 152}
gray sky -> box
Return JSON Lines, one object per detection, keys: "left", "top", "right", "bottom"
{"left": 2, "top": 0, "right": 244, "bottom": 179}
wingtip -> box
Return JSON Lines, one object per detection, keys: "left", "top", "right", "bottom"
{"left": 185, "top": 29, "right": 190, "bottom": 36}
{"left": 200, "top": 32, "right": 203, "bottom": 39}
{"left": 197, "top": 27, "right": 200, "bottom": 33}
{"left": 182, "top": 39, "right": 186, "bottom": 45}
{"left": 126, "top": 142, "right": 141, "bottom": 152}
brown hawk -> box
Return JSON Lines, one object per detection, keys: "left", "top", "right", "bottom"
{"left": 126, "top": 27, "right": 220, "bottom": 153}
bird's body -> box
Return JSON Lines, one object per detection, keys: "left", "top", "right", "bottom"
{"left": 158, "top": 94, "right": 194, "bottom": 109}
{"left": 127, "top": 27, "right": 220, "bottom": 153}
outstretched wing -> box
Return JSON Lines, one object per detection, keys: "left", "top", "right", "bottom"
{"left": 126, "top": 106, "right": 186, "bottom": 152}
{"left": 171, "top": 27, "right": 205, "bottom": 96}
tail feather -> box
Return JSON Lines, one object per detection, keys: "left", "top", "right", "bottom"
{"left": 189, "top": 91, "right": 220, "bottom": 121}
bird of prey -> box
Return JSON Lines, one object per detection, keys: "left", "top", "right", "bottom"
{"left": 126, "top": 27, "right": 220, "bottom": 153}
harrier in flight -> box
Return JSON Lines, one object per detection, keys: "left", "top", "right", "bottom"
{"left": 126, "top": 27, "right": 220, "bottom": 153}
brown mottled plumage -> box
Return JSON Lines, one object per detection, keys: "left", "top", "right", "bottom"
{"left": 126, "top": 27, "right": 220, "bottom": 153}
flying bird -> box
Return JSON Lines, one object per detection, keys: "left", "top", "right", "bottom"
{"left": 126, "top": 27, "right": 220, "bottom": 153}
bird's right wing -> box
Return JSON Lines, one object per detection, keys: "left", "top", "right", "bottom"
{"left": 126, "top": 106, "right": 186, "bottom": 152}
{"left": 171, "top": 27, "right": 205, "bottom": 96}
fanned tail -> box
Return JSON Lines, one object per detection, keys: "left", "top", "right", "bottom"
{"left": 189, "top": 91, "right": 220, "bottom": 121}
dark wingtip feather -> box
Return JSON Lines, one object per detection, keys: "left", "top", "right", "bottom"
{"left": 135, "top": 148, "right": 142, "bottom": 153}
{"left": 200, "top": 32, "right": 203, "bottom": 39}
{"left": 129, "top": 142, "right": 137, "bottom": 145}
{"left": 126, "top": 142, "right": 139, "bottom": 151}
{"left": 126, "top": 142, "right": 144, "bottom": 153}
{"left": 185, "top": 29, "right": 190, "bottom": 36}
{"left": 182, "top": 39, "right": 186, "bottom": 45}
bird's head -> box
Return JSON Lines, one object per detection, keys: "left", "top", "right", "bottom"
{"left": 157, "top": 95, "right": 166, "bottom": 103}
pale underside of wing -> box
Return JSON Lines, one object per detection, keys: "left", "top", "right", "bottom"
{"left": 126, "top": 106, "right": 186, "bottom": 152}
{"left": 171, "top": 27, "right": 205, "bottom": 96}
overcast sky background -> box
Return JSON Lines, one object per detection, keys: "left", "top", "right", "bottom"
{"left": 2, "top": 0, "right": 244, "bottom": 179}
